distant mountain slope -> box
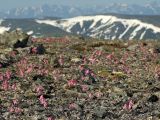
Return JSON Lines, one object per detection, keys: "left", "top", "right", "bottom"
{"left": 0, "top": 19, "right": 70, "bottom": 37}
{"left": 36, "top": 15, "right": 160, "bottom": 40}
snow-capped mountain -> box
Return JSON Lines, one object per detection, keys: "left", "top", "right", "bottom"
{"left": 1, "top": 2, "right": 160, "bottom": 19}
{"left": 36, "top": 15, "right": 160, "bottom": 40}
{"left": 1, "top": 14, "right": 160, "bottom": 40}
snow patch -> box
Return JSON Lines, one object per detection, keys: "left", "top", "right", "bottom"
{"left": 27, "top": 31, "right": 34, "bottom": 35}
{"left": 0, "top": 27, "right": 10, "bottom": 34}
{"left": 140, "top": 31, "right": 146, "bottom": 40}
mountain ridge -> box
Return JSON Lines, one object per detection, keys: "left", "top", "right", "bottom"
{"left": 1, "top": 14, "right": 160, "bottom": 40}
{"left": 36, "top": 15, "right": 160, "bottom": 40}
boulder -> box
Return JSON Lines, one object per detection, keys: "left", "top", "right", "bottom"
{"left": 0, "top": 29, "right": 32, "bottom": 48}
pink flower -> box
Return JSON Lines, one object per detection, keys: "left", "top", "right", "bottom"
{"left": 0, "top": 63, "right": 2, "bottom": 68}
{"left": 59, "top": 58, "right": 63, "bottom": 65}
{"left": 26, "top": 66, "right": 33, "bottom": 74}
{"left": 31, "top": 38, "right": 36, "bottom": 42}
{"left": 5, "top": 70, "right": 12, "bottom": 80}
{"left": 91, "top": 72, "right": 96, "bottom": 77}
{"left": 2, "top": 80, "right": 9, "bottom": 90}
{"left": 81, "top": 76, "right": 85, "bottom": 81}
{"left": 20, "top": 59, "right": 27, "bottom": 65}
{"left": 0, "top": 73, "right": 4, "bottom": 81}
{"left": 9, "top": 107, "right": 14, "bottom": 112}
{"left": 81, "top": 85, "right": 88, "bottom": 92}
{"left": 155, "top": 72, "right": 160, "bottom": 80}
{"left": 14, "top": 107, "right": 23, "bottom": 113}
{"left": 68, "top": 103, "right": 77, "bottom": 110}
{"left": 36, "top": 85, "right": 44, "bottom": 95}
{"left": 13, "top": 99, "right": 18, "bottom": 105}
{"left": 95, "top": 92, "right": 103, "bottom": 98}
{"left": 67, "top": 79, "right": 77, "bottom": 87}
{"left": 83, "top": 57, "right": 87, "bottom": 64}
{"left": 85, "top": 69, "right": 90, "bottom": 76}
{"left": 9, "top": 51, "right": 17, "bottom": 57}
{"left": 19, "top": 68, "right": 24, "bottom": 78}
{"left": 43, "top": 59, "right": 49, "bottom": 64}
{"left": 44, "top": 69, "right": 49, "bottom": 75}
{"left": 39, "top": 95, "right": 45, "bottom": 102}
{"left": 31, "top": 47, "right": 37, "bottom": 54}
{"left": 106, "top": 53, "right": 114, "bottom": 60}
{"left": 43, "top": 101, "right": 48, "bottom": 108}
{"left": 11, "top": 83, "right": 17, "bottom": 90}
{"left": 79, "top": 65, "right": 84, "bottom": 71}
{"left": 89, "top": 57, "right": 96, "bottom": 64}
{"left": 95, "top": 50, "right": 102, "bottom": 56}
{"left": 154, "top": 66, "right": 160, "bottom": 79}
{"left": 48, "top": 117, "right": 54, "bottom": 120}
{"left": 8, "top": 107, "right": 23, "bottom": 113}
{"left": 39, "top": 95, "right": 48, "bottom": 108}
{"left": 58, "top": 55, "right": 64, "bottom": 65}
{"left": 88, "top": 93, "right": 94, "bottom": 99}
{"left": 123, "top": 100, "right": 134, "bottom": 110}
{"left": 125, "top": 68, "right": 132, "bottom": 74}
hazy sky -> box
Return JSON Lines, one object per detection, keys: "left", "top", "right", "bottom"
{"left": 0, "top": 0, "right": 159, "bottom": 10}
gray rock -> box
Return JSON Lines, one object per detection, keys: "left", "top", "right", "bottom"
{"left": 0, "top": 30, "right": 31, "bottom": 48}
{"left": 93, "top": 107, "right": 106, "bottom": 118}
{"left": 127, "top": 44, "right": 139, "bottom": 51}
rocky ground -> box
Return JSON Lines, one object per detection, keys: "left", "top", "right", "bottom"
{"left": 0, "top": 31, "right": 160, "bottom": 120}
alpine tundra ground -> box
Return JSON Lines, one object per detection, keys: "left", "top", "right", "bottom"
{"left": 0, "top": 35, "right": 160, "bottom": 120}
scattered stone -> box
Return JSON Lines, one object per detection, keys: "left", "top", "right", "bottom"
{"left": 93, "top": 107, "right": 119, "bottom": 119}
{"left": 155, "top": 47, "right": 160, "bottom": 53}
{"left": 33, "top": 75, "right": 45, "bottom": 81}
{"left": 20, "top": 102, "right": 29, "bottom": 108}
{"left": 30, "top": 44, "right": 46, "bottom": 55}
{"left": 93, "top": 107, "right": 106, "bottom": 118}
{"left": 24, "top": 90, "right": 36, "bottom": 98}
{"left": 148, "top": 95, "right": 159, "bottom": 103}
{"left": 53, "top": 58, "right": 61, "bottom": 68}
{"left": 0, "top": 54, "right": 15, "bottom": 68}
{"left": 142, "top": 42, "right": 147, "bottom": 46}
{"left": 0, "top": 61, "right": 10, "bottom": 68}
{"left": 127, "top": 44, "right": 139, "bottom": 51}
{"left": 36, "top": 44, "right": 46, "bottom": 54}
{"left": 71, "top": 58, "right": 81, "bottom": 63}
{"left": 150, "top": 87, "right": 160, "bottom": 92}
{"left": 126, "top": 89, "right": 134, "bottom": 97}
